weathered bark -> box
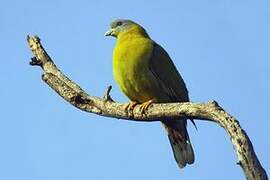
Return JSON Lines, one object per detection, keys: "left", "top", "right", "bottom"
{"left": 27, "top": 35, "right": 268, "bottom": 180}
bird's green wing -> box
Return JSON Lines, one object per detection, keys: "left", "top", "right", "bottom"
{"left": 148, "top": 42, "right": 195, "bottom": 168}
{"left": 148, "top": 42, "right": 189, "bottom": 103}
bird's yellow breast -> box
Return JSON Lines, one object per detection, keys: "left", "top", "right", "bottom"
{"left": 113, "top": 35, "right": 157, "bottom": 102}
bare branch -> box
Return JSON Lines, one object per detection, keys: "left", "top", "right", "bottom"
{"left": 27, "top": 35, "right": 268, "bottom": 180}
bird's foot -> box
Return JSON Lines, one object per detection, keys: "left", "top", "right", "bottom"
{"left": 124, "top": 101, "right": 139, "bottom": 116}
{"left": 139, "top": 99, "right": 155, "bottom": 114}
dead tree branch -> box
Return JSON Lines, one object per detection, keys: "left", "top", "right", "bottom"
{"left": 27, "top": 35, "right": 268, "bottom": 180}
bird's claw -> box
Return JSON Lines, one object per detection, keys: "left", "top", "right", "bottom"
{"left": 139, "top": 99, "right": 154, "bottom": 114}
{"left": 124, "top": 101, "right": 138, "bottom": 116}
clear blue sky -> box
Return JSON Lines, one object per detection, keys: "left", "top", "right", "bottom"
{"left": 0, "top": 0, "right": 269, "bottom": 179}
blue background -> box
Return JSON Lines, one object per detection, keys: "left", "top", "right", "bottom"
{"left": 0, "top": 0, "right": 269, "bottom": 179}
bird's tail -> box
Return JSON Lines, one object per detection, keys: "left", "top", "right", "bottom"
{"left": 163, "top": 120, "right": 195, "bottom": 168}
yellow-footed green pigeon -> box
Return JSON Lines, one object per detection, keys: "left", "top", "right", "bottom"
{"left": 105, "top": 19, "right": 195, "bottom": 168}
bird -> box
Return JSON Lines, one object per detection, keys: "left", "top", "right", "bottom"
{"left": 105, "top": 19, "right": 195, "bottom": 168}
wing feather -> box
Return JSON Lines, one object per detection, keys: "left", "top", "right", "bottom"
{"left": 148, "top": 42, "right": 189, "bottom": 102}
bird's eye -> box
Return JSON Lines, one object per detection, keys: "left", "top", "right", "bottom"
{"left": 116, "top": 21, "right": 123, "bottom": 26}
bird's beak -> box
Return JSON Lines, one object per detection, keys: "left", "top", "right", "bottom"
{"left": 104, "top": 29, "right": 114, "bottom": 36}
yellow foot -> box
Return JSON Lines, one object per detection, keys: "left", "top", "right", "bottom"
{"left": 139, "top": 99, "right": 155, "bottom": 114}
{"left": 124, "top": 101, "right": 138, "bottom": 113}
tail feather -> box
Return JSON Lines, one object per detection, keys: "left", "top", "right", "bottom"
{"left": 163, "top": 121, "right": 195, "bottom": 168}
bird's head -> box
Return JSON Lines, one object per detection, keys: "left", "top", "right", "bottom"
{"left": 105, "top": 19, "right": 149, "bottom": 38}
